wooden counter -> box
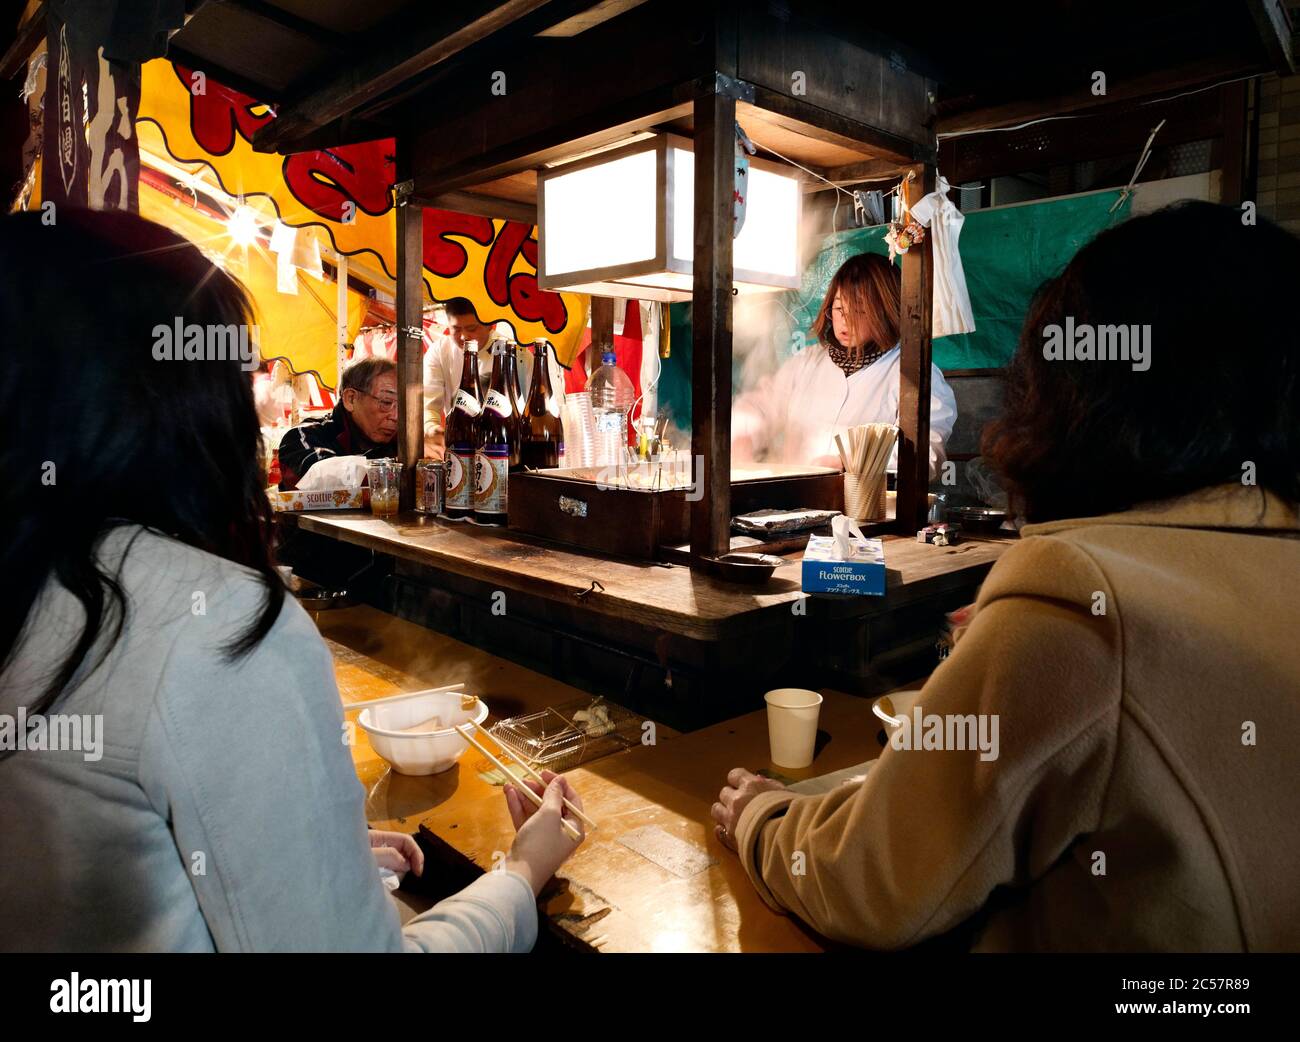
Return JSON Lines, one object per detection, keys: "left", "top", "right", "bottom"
{"left": 324, "top": 606, "right": 883, "bottom": 952}
{"left": 294, "top": 510, "right": 1010, "bottom": 643}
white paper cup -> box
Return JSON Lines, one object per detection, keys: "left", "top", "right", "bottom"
{"left": 764, "top": 688, "right": 824, "bottom": 768}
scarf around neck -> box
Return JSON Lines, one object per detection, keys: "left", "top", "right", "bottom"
{"left": 825, "top": 338, "right": 886, "bottom": 376}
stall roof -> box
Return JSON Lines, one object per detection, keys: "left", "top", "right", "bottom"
{"left": 5, "top": 2, "right": 1292, "bottom": 138}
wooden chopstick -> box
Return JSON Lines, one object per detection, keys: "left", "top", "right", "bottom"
{"left": 341, "top": 683, "right": 467, "bottom": 713}
{"left": 453, "top": 725, "right": 583, "bottom": 842}
{"left": 468, "top": 719, "right": 597, "bottom": 832}
{"left": 833, "top": 433, "right": 849, "bottom": 471}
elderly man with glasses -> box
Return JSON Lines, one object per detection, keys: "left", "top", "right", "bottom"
{"left": 278, "top": 358, "right": 400, "bottom": 490}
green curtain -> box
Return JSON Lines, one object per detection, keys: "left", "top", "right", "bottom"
{"left": 660, "top": 188, "right": 1131, "bottom": 428}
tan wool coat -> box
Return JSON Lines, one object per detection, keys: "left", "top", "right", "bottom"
{"left": 736, "top": 485, "right": 1300, "bottom": 951}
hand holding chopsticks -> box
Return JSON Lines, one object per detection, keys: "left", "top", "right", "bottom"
{"left": 453, "top": 722, "right": 588, "bottom": 842}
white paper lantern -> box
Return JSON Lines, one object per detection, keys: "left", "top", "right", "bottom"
{"left": 538, "top": 133, "right": 801, "bottom": 302}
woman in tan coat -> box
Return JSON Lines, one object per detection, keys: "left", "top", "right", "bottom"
{"left": 712, "top": 201, "right": 1300, "bottom": 952}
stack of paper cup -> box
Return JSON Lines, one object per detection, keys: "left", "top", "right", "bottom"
{"left": 562, "top": 391, "right": 597, "bottom": 469}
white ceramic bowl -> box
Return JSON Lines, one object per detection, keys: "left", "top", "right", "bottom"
{"left": 357, "top": 690, "right": 489, "bottom": 776}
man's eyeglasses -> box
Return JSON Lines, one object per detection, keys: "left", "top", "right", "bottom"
{"left": 357, "top": 390, "right": 399, "bottom": 413}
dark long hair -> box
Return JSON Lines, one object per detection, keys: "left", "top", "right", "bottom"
{"left": 0, "top": 209, "right": 284, "bottom": 720}
{"left": 983, "top": 200, "right": 1300, "bottom": 523}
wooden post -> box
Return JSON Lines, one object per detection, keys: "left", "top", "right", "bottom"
{"left": 590, "top": 296, "right": 615, "bottom": 379}
{"left": 690, "top": 87, "right": 736, "bottom": 563}
{"left": 895, "top": 163, "right": 936, "bottom": 535}
{"left": 395, "top": 176, "right": 425, "bottom": 510}
{"left": 1219, "top": 80, "right": 1248, "bottom": 206}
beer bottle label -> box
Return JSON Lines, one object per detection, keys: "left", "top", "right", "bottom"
{"left": 473, "top": 446, "right": 509, "bottom": 514}
{"left": 452, "top": 389, "right": 481, "bottom": 416}
{"left": 446, "top": 449, "right": 474, "bottom": 509}
{"left": 484, "top": 389, "right": 511, "bottom": 417}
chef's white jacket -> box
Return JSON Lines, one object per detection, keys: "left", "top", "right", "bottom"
{"left": 731, "top": 343, "right": 956, "bottom": 478}
{"left": 423, "top": 331, "right": 567, "bottom": 439}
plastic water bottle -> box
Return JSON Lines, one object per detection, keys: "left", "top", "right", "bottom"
{"left": 587, "top": 350, "right": 635, "bottom": 467}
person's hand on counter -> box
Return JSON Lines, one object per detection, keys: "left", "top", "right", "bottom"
{"left": 369, "top": 829, "right": 425, "bottom": 877}
{"left": 502, "top": 771, "right": 585, "bottom": 896}
{"left": 712, "top": 768, "right": 788, "bottom": 852}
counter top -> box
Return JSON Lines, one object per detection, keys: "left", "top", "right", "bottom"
{"left": 323, "top": 605, "right": 885, "bottom": 952}
{"left": 290, "top": 510, "right": 1011, "bottom": 643}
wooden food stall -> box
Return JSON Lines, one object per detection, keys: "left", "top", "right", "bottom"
{"left": 227, "top": 0, "right": 1004, "bottom": 723}
{"left": 15, "top": 0, "right": 1278, "bottom": 959}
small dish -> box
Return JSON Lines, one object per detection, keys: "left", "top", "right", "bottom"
{"left": 705, "top": 552, "right": 786, "bottom": 584}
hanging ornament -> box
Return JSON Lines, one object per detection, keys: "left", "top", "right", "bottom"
{"left": 734, "top": 122, "right": 756, "bottom": 238}
{"left": 885, "top": 173, "right": 924, "bottom": 261}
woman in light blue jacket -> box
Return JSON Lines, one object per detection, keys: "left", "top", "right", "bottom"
{"left": 0, "top": 209, "right": 583, "bottom": 952}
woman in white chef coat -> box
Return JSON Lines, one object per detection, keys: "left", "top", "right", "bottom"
{"left": 732, "top": 252, "right": 956, "bottom": 477}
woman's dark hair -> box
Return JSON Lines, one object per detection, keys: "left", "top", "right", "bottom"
{"left": 983, "top": 200, "right": 1300, "bottom": 523}
{"left": 0, "top": 209, "right": 285, "bottom": 718}
{"left": 812, "top": 252, "right": 901, "bottom": 354}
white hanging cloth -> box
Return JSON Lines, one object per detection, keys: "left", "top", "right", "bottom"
{"left": 907, "top": 176, "right": 976, "bottom": 339}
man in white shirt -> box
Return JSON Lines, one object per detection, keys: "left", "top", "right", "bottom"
{"left": 423, "top": 297, "right": 566, "bottom": 458}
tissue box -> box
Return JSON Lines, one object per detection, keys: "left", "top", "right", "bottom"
{"left": 801, "top": 534, "right": 886, "bottom": 596}
{"left": 268, "top": 486, "right": 369, "bottom": 512}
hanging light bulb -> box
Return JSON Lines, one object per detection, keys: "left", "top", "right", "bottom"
{"left": 227, "top": 205, "right": 260, "bottom": 248}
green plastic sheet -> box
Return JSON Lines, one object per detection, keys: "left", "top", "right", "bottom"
{"left": 659, "top": 188, "right": 1130, "bottom": 428}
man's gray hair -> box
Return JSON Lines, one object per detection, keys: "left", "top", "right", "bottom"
{"left": 340, "top": 357, "right": 396, "bottom": 396}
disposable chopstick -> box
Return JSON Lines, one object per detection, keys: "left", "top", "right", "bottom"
{"left": 833, "top": 433, "right": 850, "bottom": 471}
{"left": 341, "top": 683, "right": 467, "bottom": 713}
{"left": 453, "top": 725, "right": 583, "bottom": 842}
{"left": 468, "top": 719, "right": 597, "bottom": 832}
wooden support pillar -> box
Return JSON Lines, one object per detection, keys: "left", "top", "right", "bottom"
{"left": 395, "top": 177, "right": 425, "bottom": 510}
{"left": 895, "top": 163, "right": 936, "bottom": 536}
{"left": 590, "top": 296, "right": 615, "bottom": 379}
{"left": 689, "top": 87, "right": 736, "bottom": 563}
{"left": 1219, "top": 80, "right": 1249, "bottom": 206}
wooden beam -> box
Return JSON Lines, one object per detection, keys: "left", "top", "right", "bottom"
{"left": 395, "top": 175, "right": 426, "bottom": 509}
{"left": 535, "top": 0, "right": 650, "bottom": 37}
{"left": 165, "top": 43, "right": 285, "bottom": 103}
{"left": 936, "top": 56, "right": 1263, "bottom": 137}
{"left": 747, "top": 84, "right": 931, "bottom": 165}
{"left": 411, "top": 94, "right": 693, "bottom": 198}
{"left": 214, "top": 0, "right": 349, "bottom": 55}
{"left": 895, "top": 163, "right": 935, "bottom": 537}
{"left": 801, "top": 157, "right": 914, "bottom": 192}
{"left": 252, "top": 0, "right": 553, "bottom": 153}
{"left": 1245, "top": 0, "right": 1294, "bottom": 74}
{"left": 689, "top": 88, "right": 735, "bottom": 564}
{"left": 411, "top": 190, "right": 537, "bottom": 225}
{"left": 0, "top": 1, "right": 46, "bottom": 82}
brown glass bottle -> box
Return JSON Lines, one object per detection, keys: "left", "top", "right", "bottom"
{"left": 473, "top": 341, "right": 515, "bottom": 524}
{"left": 443, "top": 340, "right": 481, "bottom": 519}
{"left": 499, "top": 341, "right": 525, "bottom": 469}
{"left": 521, "top": 339, "right": 564, "bottom": 469}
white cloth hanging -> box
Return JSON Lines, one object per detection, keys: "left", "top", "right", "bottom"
{"left": 908, "top": 176, "right": 976, "bottom": 339}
